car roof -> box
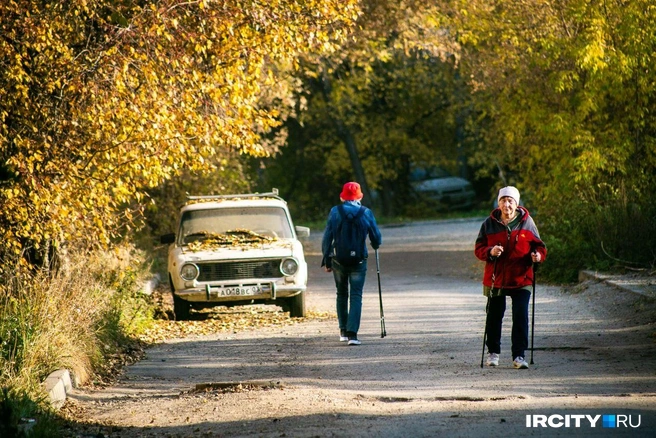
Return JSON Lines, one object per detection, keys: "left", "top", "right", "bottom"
{"left": 180, "top": 197, "right": 288, "bottom": 213}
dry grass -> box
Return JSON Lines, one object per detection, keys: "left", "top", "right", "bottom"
{"left": 0, "top": 244, "right": 155, "bottom": 435}
{"left": 0, "top": 243, "right": 336, "bottom": 436}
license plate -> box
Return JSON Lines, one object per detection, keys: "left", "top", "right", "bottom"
{"left": 215, "top": 285, "right": 262, "bottom": 297}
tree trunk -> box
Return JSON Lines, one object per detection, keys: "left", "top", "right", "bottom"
{"left": 319, "top": 66, "right": 374, "bottom": 207}
{"left": 380, "top": 179, "right": 395, "bottom": 216}
{"left": 454, "top": 67, "right": 469, "bottom": 180}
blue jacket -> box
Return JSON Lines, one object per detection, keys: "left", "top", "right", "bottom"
{"left": 321, "top": 200, "right": 382, "bottom": 267}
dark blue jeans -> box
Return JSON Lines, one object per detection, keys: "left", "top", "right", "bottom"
{"left": 486, "top": 288, "right": 531, "bottom": 359}
{"left": 332, "top": 260, "right": 367, "bottom": 336}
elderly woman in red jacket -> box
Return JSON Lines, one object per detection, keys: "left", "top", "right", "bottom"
{"left": 475, "top": 186, "right": 547, "bottom": 369}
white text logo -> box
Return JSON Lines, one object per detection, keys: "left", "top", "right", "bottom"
{"left": 526, "top": 414, "right": 641, "bottom": 428}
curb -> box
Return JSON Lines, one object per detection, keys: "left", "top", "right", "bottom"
{"left": 579, "top": 270, "right": 656, "bottom": 299}
{"left": 43, "top": 369, "right": 78, "bottom": 409}
{"left": 43, "top": 274, "right": 160, "bottom": 410}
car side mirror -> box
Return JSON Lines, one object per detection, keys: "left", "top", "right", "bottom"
{"left": 160, "top": 233, "right": 176, "bottom": 244}
{"left": 295, "top": 226, "right": 310, "bottom": 239}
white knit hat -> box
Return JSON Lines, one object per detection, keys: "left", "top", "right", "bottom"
{"left": 498, "top": 186, "right": 520, "bottom": 205}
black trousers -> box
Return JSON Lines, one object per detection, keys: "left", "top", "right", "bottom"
{"left": 486, "top": 288, "right": 531, "bottom": 359}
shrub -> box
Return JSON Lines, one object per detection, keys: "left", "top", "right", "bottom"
{"left": 540, "top": 197, "right": 656, "bottom": 283}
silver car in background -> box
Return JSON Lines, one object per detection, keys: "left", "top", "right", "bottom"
{"left": 411, "top": 166, "right": 476, "bottom": 210}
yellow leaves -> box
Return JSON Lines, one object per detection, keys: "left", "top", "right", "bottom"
{"left": 139, "top": 301, "right": 335, "bottom": 344}
{"left": 578, "top": 20, "right": 609, "bottom": 74}
{"left": 0, "top": 0, "right": 361, "bottom": 260}
{"left": 2, "top": 187, "right": 21, "bottom": 201}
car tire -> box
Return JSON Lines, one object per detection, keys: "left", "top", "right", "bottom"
{"left": 173, "top": 294, "right": 190, "bottom": 320}
{"left": 286, "top": 292, "right": 306, "bottom": 318}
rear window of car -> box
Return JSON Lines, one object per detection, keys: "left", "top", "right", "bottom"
{"left": 410, "top": 166, "right": 451, "bottom": 182}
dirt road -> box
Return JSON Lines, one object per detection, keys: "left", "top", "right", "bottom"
{"left": 64, "top": 219, "right": 656, "bottom": 437}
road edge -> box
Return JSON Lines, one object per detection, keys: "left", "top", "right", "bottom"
{"left": 579, "top": 270, "right": 655, "bottom": 299}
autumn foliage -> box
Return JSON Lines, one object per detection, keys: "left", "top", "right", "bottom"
{"left": 0, "top": 1, "right": 654, "bottom": 433}
{"left": 0, "top": 0, "right": 359, "bottom": 271}
{"left": 259, "top": 1, "right": 656, "bottom": 277}
{"left": 1, "top": 1, "right": 360, "bottom": 431}
{"left": 450, "top": 0, "right": 656, "bottom": 277}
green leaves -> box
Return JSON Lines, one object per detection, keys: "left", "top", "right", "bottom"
{"left": 451, "top": 0, "right": 656, "bottom": 276}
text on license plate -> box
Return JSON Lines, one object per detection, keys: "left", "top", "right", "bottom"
{"left": 217, "top": 286, "right": 262, "bottom": 297}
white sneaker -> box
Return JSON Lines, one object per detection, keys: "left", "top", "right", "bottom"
{"left": 486, "top": 353, "right": 500, "bottom": 367}
{"left": 513, "top": 356, "right": 529, "bottom": 369}
{"left": 347, "top": 338, "right": 361, "bottom": 346}
{"left": 339, "top": 330, "right": 348, "bottom": 342}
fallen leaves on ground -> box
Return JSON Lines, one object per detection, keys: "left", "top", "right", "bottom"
{"left": 142, "top": 285, "right": 334, "bottom": 344}
{"left": 189, "top": 381, "right": 284, "bottom": 395}
{"left": 139, "top": 305, "right": 335, "bottom": 344}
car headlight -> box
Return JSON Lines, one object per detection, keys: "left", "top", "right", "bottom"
{"left": 180, "top": 263, "right": 199, "bottom": 281}
{"left": 280, "top": 258, "right": 298, "bottom": 276}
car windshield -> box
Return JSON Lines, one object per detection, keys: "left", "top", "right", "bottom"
{"left": 179, "top": 206, "right": 293, "bottom": 244}
{"left": 409, "top": 166, "right": 451, "bottom": 182}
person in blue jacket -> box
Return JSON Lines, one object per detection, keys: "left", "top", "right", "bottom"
{"left": 322, "top": 182, "right": 382, "bottom": 345}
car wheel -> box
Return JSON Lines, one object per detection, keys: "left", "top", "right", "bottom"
{"left": 286, "top": 292, "right": 306, "bottom": 318}
{"left": 173, "top": 294, "right": 190, "bottom": 320}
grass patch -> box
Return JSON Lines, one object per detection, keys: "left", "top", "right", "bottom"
{"left": 0, "top": 244, "right": 156, "bottom": 436}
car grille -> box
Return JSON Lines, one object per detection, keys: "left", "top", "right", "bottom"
{"left": 197, "top": 260, "right": 283, "bottom": 282}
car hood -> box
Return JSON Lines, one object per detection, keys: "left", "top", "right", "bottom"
{"left": 177, "top": 238, "right": 298, "bottom": 261}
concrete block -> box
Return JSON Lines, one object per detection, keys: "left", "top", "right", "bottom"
{"left": 70, "top": 369, "right": 83, "bottom": 388}
{"left": 141, "top": 273, "right": 161, "bottom": 295}
{"left": 43, "top": 369, "right": 72, "bottom": 409}
{"left": 578, "top": 270, "right": 595, "bottom": 282}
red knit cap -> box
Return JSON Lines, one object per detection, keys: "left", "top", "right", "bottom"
{"left": 340, "top": 182, "right": 363, "bottom": 201}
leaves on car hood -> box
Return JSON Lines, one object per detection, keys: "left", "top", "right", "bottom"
{"left": 186, "top": 229, "right": 277, "bottom": 252}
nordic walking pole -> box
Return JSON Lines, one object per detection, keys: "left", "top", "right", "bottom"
{"left": 481, "top": 258, "right": 497, "bottom": 368}
{"left": 530, "top": 262, "right": 538, "bottom": 364}
{"left": 480, "top": 297, "right": 490, "bottom": 368}
{"left": 375, "top": 249, "right": 386, "bottom": 338}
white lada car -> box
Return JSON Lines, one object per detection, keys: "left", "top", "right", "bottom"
{"left": 160, "top": 190, "right": 310, "bottom": 319}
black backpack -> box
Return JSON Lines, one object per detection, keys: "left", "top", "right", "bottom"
{"left": 333, "top": 204, "right": 367, "bottom": 266}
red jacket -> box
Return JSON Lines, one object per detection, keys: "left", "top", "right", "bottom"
{"left": 474, "top": 207, "right": 547, "bottom": 291}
